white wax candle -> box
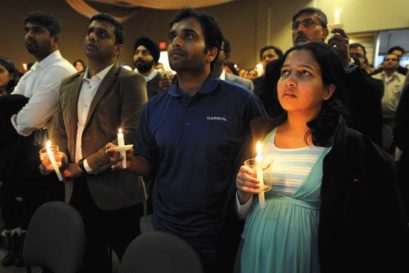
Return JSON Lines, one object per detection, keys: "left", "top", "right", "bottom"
{"left": 256, "top": 141, "right": 265, "bottom": 209}
{"left": 117, "top": 128, "right": 126, "bottom": 168}
{"left": 334, "top": 9, "right": 341, "bottom": 24}
{"left": 46, "top": 141, "right": 63, "bottom": 181}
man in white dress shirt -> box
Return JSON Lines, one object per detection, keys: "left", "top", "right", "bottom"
{"left": 8, "top": 12, "right": 75, "bottom": 265}
{"left": 12, "top": 11, "right": 76, "bottom": 136}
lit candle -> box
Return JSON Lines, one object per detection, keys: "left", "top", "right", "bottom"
{"left": 22, "top": 63, "right": 27, "bottom": 71}
{"left": 117, "top": 128, "right": 126, "bottom": 168}
{"left": 334, "top": 9, "right": 341, "bottom": 24}
{"left": 46, "top": 141, "right": 63, "bottom": 181}
{"left": 256, "top": 141, "right": 265, "bottom": 209}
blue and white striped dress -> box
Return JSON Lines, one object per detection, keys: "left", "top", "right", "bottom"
{"left": 241, "top": 128, "right": 331, "bottom": 273}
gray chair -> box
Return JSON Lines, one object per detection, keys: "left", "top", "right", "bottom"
{"left": 119, "top": 231, "right": 204, "bottom": 273}
{"left": 23, "top": 201, "right": 85, "bottom": 273}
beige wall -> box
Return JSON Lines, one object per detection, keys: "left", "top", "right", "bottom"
{"left": 316, "top": 0, "right": 409, "bottom": 33}
{"left": 1, "top": 0, "right": 408, "bottom": 71}
{"left": 0, "top": 0, "right": 260, "bottom": 70}
{"left": 260, "top": 0, "right": 409, "bottom": 57}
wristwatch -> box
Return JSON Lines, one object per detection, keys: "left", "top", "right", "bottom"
{"left": 78, "top": 158, "right": 87, "bottom": 175}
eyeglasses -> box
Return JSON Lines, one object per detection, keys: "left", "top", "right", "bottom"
{"left": 291, "top": 19, "right": 321, "bottom": 30}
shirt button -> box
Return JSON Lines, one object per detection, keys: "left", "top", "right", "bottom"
{"left": 186, "top": 122, "right": 191, "bottom": 126}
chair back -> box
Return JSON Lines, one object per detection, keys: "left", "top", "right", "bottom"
{"left": 23, "top": 201, "right": 85, "bottom": 273}
{"left": 119, "top": 231, "right": 204, "bottom": 273}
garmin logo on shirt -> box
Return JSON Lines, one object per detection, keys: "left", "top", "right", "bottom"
{"left": 207, "top": 116, "right": 227, "bottom": 122}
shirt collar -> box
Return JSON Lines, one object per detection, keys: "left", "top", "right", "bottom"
{"left": 142, "top": 69, "right": 159, "bottom": 82}
{"left": 83, "top": 64, "right": 115, "bottom": 81}
{"left": 34, "top": 50, "right": 62, "bottom": 70}
{"left": 219, "top": 69, "right": 226, "bottom": 80}
{"left": 168, "top": 74, "right": 220, "bottom": 97}
{"left": 382, "top": 71, "right": 401, "bottom": 81}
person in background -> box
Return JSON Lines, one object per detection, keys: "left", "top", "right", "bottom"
{"left": 106, "top": 7, "right": 267, "bottom": 273}
{"left": 213, "top": 38, "right": 254, "bottom": 91}
{"left": 0, "top": 57, "right": 19, "bottom": 96}
{"left": 395, "top": 84, "right": 409, "bottom": 221}
{"left": 0, "top": 57, "right": 24, "bottom": 268}
{"left": 372, "top": 46, "right": 408, "bottom": 76}
{"left": 133, "top": 36, "right": 163, "bottom": 98}
{"left": 349, "top": 43, "right": 374, "bottom": 74}
{"left": 253, "top": 45, "right": 283, "bottom": 96}
{"left": 372, "top": 53, "right": 406, "bottom": 152}
{"left": 73, "top": 59, "right": 86, "bottom": 73}
{"left": 246, "top": 69, "right": 258, "bottom": 80}
{"left": 224, "top": 61, "right": 239, "bottom": 75}
{"left": 236, "top": 42, "right": 408, "bottom": 273}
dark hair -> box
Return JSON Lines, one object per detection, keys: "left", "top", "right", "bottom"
{"left": 73, "top": 59, "right": 86, "bottom": 72}
{"left": 259, "top": 45, "right": 283, "bottom": 60}
{"left": 90, "top": 13, "right": 124, "bottom": 44}
{"left": 133, "top": 36, "right": 160, "bottom": 63}
{"left": 349, "top": 43, "right": 367, "bottom": 57}
{"left": 73, "top": 59, "right": 85, "bottom": 67}
{"left": 224, "top": 61, "right": 239, "bottom": 75}
{"left": 292, "top": 7, "right": 328, "bottom": 27}
{"left": 222, "top": 39, "right": 231, "bottom": 54}
{"left": 388, "top": 46, "right": 405, "bottom": 55}
{"left": 0, "top": 57, "right": 20, "bottom": 93}
{"left": 170, "top": 7, "right": 224, "bottom": 68}
{"left": 24, "top": 11, "right": 61, "bottom": 36}
{"left": 281, "top": 42, "right": 347, "bottom": 146}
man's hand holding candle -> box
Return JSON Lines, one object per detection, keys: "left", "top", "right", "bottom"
{"left": 105, "top": 143, "right": 134, "bottom": 170}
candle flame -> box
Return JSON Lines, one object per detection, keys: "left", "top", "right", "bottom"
{"left": 46, "top": 140, "right": 51, "bottom": 149}
{"left": 256, "top": 141, "right": 262, "bottom": 161}
{"left": 118, "top": 128, "right": 123, "bottom": 134}
{"left": 334, "top": 8, "right": 341, "bottom": 24}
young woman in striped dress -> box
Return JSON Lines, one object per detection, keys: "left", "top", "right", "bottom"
{"left": 235, "top": 42, "right": 408, "bottom": 273}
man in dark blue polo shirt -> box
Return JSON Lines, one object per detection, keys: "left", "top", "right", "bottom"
{"left": 108, "top": 7, "right": 266, "bottom": 273}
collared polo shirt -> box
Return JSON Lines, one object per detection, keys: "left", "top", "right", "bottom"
{"left": 135, "top": 74, "right": 266, "bottom": 239}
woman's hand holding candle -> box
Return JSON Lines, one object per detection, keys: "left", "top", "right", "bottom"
{"left": 236, "top": 141, "right": 267, "bottom": 208}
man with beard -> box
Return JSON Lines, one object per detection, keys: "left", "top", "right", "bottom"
{"left": 43, "top": 13, "right": 147, "bottom": 273}
{"left": 261, "top": 7, "right": 383, "bottom": 145}
{"left": 133, "top": 36, "right": 163, "bottom": 98}
{"left": 12, "top": 11, "right": 76, "bottom": 136}
{"left": 107, "top": 7, "right": 266, "bottom": 273}
{"left": 2, "top": 12, "right": 75, "bottom": 267}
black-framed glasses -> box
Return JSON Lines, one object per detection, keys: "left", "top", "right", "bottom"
{"left": 291, "top": 19, "right": 321, "bottom": 30}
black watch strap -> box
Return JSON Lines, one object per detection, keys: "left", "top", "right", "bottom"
{"left": 78, "top": 158, "right": 87, "bottom": 174}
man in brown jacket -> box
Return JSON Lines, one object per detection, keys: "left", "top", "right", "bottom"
{"left": 45, "top": 13, "right": 147, "bottom": 273}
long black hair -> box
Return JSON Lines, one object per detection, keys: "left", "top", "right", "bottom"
{"left": 280, "top": 42, "right": 348, "bottom": 146}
